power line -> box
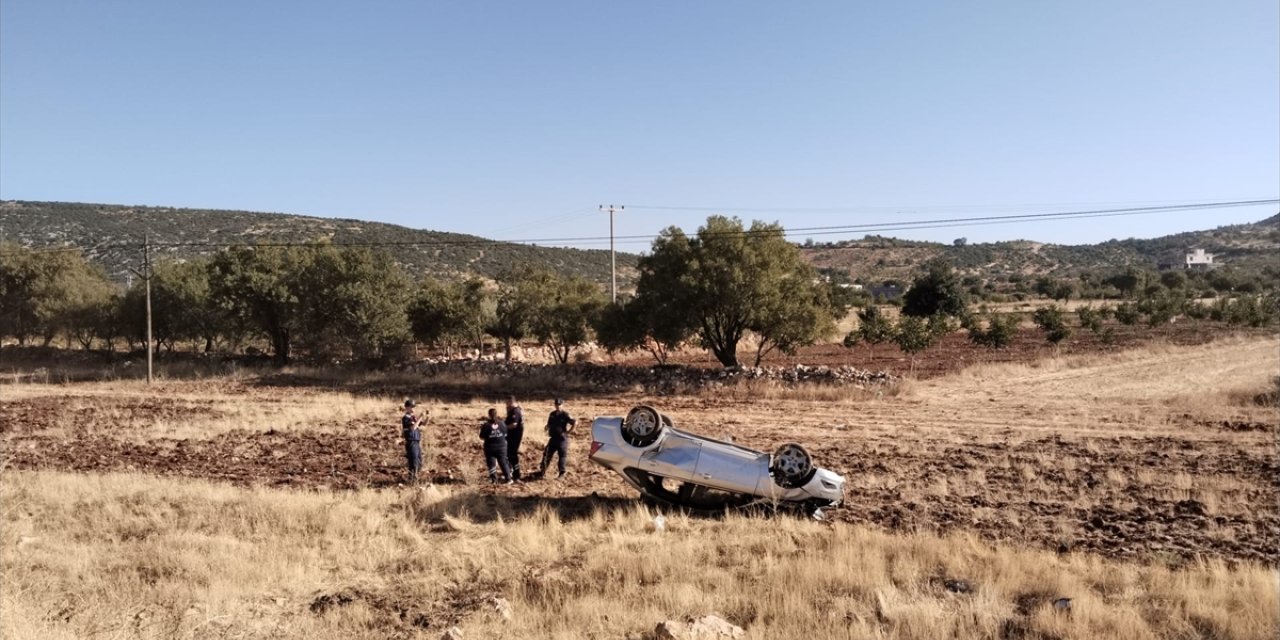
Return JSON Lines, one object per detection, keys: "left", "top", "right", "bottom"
{"left": 162, "top": 198, "right": 1280, "bottom": 247}
{"left": 624, "top": 198, "right": 1262, "bottom": 213}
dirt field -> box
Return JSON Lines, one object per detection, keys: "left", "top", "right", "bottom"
{"left": 4, "top": 335, "right": 1276, "bottom": 569}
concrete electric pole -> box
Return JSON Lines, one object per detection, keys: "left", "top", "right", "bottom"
{"left": 599, "top": 204, "right": 623, "bottom": 302}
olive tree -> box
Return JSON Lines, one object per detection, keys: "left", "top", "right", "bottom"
{"left": 1032, "top": 305, "right": 1072, "bottom": 351}
{"left": 902, "top": 259, "right": 968, "bottom": 319}
{"left": 843, "top": 304, "right": 896, "bottom": 355}
{"left": 528, "top": 273, "right": 607, "bottom": 364}
{"left": 633, "top": 216, "right": 835, "bottom": 369}
{"left": 0, "top": 244, "right": 115, "bottom": 347}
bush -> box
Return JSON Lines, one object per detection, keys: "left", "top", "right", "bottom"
{"left": 894, "top": 315, "right": 938, "bottom": 369}
{"left": 1076, "top": 306, "right": 1105, "bottom": 333}
{"left": 1114, "top": 302, "right": 1141, "bottom": 325}
{"left": 1032, "top": 305, "right": 1071, "bottom": 346}
{"left": 967, "top": 314, "right": 1019, "bottom": 349}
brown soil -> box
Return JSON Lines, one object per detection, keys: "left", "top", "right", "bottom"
{"left": 4, "top": 334, "right": 1276, "bottom": 567}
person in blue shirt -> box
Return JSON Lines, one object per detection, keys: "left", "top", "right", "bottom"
{"left": 480, "top": 407, "right": 512, "bottom": 484}
{"left": 401, "top": 400, "right": 426, "bottom": 483}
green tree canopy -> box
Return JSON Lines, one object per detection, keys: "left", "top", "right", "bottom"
{"left": 966, "top": 313, "right": 1019, "bottom": 349}
{"left": 528, "top": 273, "right": 607, "bottom": 364}
{"left": 902, "top": 259, "right": 968, "bottom": 319}
{"left": 208, "top": 243, "right": 411, "bottom": 363}
{"left": 1032, "top": 305, "right": 1072, "bottom": 347}
{"left": 632, "top": 216, "right": 835, "bottom": 368}
{"left": 410, "top": 277, "right": 489, "bottom": 353}
{"left": 893, "top": 314, "right": 941, "bottom": 372}
{"left": 488, "top": 265, "right": 548, "bottom": 361}
{"left": 0, "top": 244, "right": 115, "bottom": 347}
{"left": 209, "top": 245, "right": 308, "bottom": 364}
{"left": 144, "top": 259, "right": 230, "bottom": 353}
{"left": 296, "top": 244, "right": 412, "bottom": 360}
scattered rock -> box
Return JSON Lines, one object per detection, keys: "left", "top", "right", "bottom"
{"left": 405, "top": 359, "right": 895, "bottom": 394}
{"left": 309, "top": 590, "right": 358, "bottom": 614}
{"left": 1175, "top": 500, "right": 1209, "bottom": 517}
{"left": 653, "top": 614, "right": 745, "bottom": 639}
{"left": 489, "top": 596, "right": 513, "bottom": 621}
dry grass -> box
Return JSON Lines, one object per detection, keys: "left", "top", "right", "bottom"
{"left": 936, "top": 335, "right": 1278, "bottom": 423}
{"left": 692, "top": 377, "right": 912, "bottom": 404}
{"left": 3, "top": 471, "right": 1276, "bottom": 640}
{"left": 2, "top": 336, "right": 1277, "bottom": 638}
{"left": 0, "top": 379, "right": 399, "bottom": 440}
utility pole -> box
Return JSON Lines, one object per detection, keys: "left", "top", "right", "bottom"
{"left": 599, "top": 204, "right": 623, "bottom": 302}
{"left": 129, "top": 234, "right": 154, "bottom": 384}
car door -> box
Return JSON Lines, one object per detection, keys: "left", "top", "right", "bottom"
{"left": 638, "top": 435, "right": 701, "bottom": 481}
{"left": 691, "top": 442, "right": 770, "bottom": 494}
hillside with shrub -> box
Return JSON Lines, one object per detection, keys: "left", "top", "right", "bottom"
{"left": 801, "top": 214, "right": 1280, "bottom": 283}
{"left": 0, "top": 200, "right": 639, "bottom": 287}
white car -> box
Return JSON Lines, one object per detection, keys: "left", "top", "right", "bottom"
{"left": 589, "top": 405, "right": 845, "bottom": 512}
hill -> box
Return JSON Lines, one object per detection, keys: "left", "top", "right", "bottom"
{"left": 4, "top": 200, "right": 1277, "bottom": 289}
{"left": 801, "top": 214, "right": 1280, "bottom": 282}
{"left": 0, "top": 200, "right": 640, "bottom": 287}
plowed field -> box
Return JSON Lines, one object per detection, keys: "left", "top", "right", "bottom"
{"left": 3, "top": 337, "right": 1276, "bottom": 566}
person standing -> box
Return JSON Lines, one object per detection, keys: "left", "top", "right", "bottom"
{"left": 401, "top": 400, "right": 426, "bottom": 483}
{"left": 541, "top": 398, "right": 577, "bottom": 479}
{"left": 504, "top": 395, "right": 525, "bottom": 481}
{"left": 480, "top": 407, "right": 512, "bottom": 484}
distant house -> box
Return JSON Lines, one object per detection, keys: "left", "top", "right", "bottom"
{"left": 870, "top": 284, "right": 903, "bottom": 301}
{"left": 1185, "top": 248, "right": 1216, "bottom": 271}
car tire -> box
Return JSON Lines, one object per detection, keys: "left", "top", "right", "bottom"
{"left": 771, "top": 443, "right": 816, "bottom": 489}
{"left": 622, "top": 405, "right": 665, "bottom": 447}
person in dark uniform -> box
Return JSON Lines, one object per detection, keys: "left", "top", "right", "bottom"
{"left": 480, "top": 407, "right": 512, "bottom": 484}
{"left": 540, "top": 398, "right": 577, "bottom": 479}
{"left": 504, "top": 395, "right": 525, "bottom": 481}
{"left": 401, "top": 400, "right": 425, "bottom": 483}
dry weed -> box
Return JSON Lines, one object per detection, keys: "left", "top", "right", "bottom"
{"left": 2, "top": 471, "right": 1276, "bottom": 640}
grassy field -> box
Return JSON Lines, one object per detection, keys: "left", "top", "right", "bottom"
{"left": 3, "top": 472, "right": 1276, "bottom": 640}
{"left": 2, "top": 335, "right": 1277, "bottom": 638}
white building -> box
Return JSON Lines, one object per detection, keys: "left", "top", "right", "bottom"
{"left": 1185, "top": 248, "right": 1215, "bottom": 270}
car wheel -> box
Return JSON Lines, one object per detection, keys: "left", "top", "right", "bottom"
{"left": 622, "top": 405, "right": 665, "bottom": 447}
{"left": 771, "top": 443, "right": 816, "bottom": 489}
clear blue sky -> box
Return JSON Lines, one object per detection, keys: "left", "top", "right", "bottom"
{"left": 2, "top": 1, "right": 1277, "bottom": 250}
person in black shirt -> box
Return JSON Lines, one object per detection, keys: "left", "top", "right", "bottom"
{"left": 480, "top": 407, "right": 512, "bottom": 484}
{"left": 540, "top": 398, "right": 577, "bottom": 478}
{"left": 401, "top": 400, "right": 425, "bottom": 483}
{"left": 504, "top": 395, "right": 525, "bottom": 481}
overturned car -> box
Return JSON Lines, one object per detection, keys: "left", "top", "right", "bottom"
{"left": 589, "top": 405, "right": 844, "bottom": 512}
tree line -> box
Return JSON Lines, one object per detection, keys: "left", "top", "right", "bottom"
{"left": 5, "top": 215, "right": 1274, "bottom": 369}
{"left": 0, "top": 216, "right": 853, "bottom": 368}
{"left": 841, "top": 257, "right": 1279, "bottom": 367}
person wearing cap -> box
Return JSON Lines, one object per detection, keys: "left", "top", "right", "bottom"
{"left": 401, "top": 400, "right": 426, "bottom": 483}
{"left": 540, "top": 398, "right": 577, "bottom": 479}
{"left": 479, "top": 407, "right": 512, "bottom": 484}
{"left": 504, "top": 395, "right": 525, "bottom": 481}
